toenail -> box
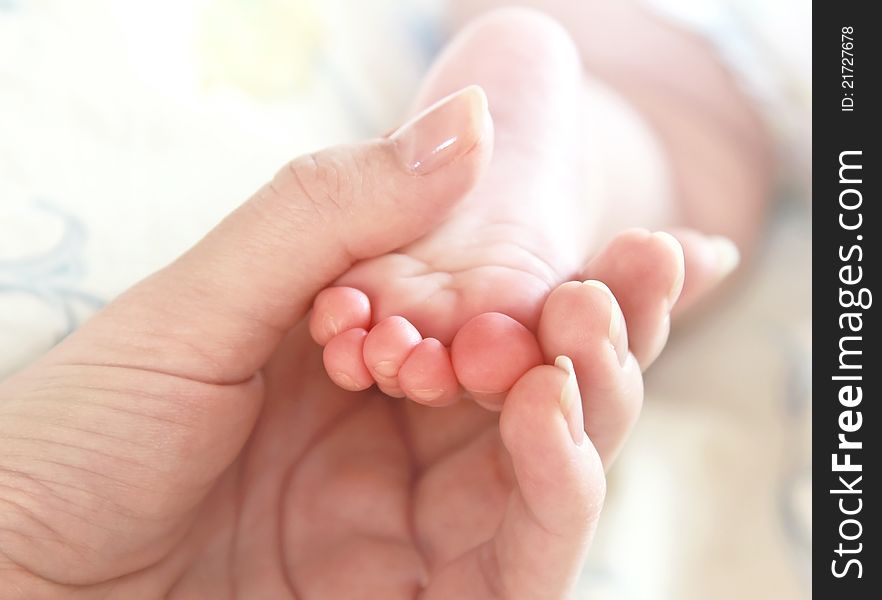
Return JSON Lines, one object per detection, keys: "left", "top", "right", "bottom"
{"left": 582, "top": 280, "right": 627, "bottom": 364}
{"left": 708, "top": 235, "right": 741, "bottom": 277}
{"left": 323, "top": 313, "right": 338, "bottom": 338}
{"left": 373, "top": 360, "right": 398, "bottom": 378}
{"left": 410, "top": 388, "right": 444, "bottom": 403}
{"left": 333, "top": 372, "right": 357, "bottom": 390}
{"left": 651, "top": 231, "right": 685, "bottom": 307}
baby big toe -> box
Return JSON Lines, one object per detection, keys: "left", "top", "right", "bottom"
{"left": 363, "top": 316, "right": 422, "bottom": 397}
{"left": 450, "top": 312, "right": 543, "bottom": 411}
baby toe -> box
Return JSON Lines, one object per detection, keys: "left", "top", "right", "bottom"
{"left": 323, "top": 328, "right": 374, "bottom": 391}
{"left": 310, "top": 286, "right": 372, "bottom": 346}
{"left": 363, "top": 316, "right": 422, "bottom": 397}
{"left": 398, "top": 338, "right": 460, "bottom": 406}
{"left": 450, "top": 312, "right": 543, "bottom": 411}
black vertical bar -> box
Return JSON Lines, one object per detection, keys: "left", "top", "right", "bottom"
{"left": 814, "top": 2, "right": 879, "bottom": 596}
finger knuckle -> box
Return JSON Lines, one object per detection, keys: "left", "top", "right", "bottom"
{"left": 279, "top": 151, "right": 364, "bottom": 224}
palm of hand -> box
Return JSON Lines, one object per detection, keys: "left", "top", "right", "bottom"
{"left": 41, "top": 327, "right": 545, "bottom": 599}
{"left": 211, "top": 331, "right": 511, "bottom": 599}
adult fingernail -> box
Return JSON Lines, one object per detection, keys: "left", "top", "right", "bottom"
{"left": 652, "top": 231, "right": 685, "bottom": 308}
{"left": 391, "top": 85, "right": 489, "bottom": 175}
{"left": 708, "top": 235, "right": 741, "bottom": 278}
{"left": 555, "top": 355, "right": 584, "bottom": 446}
{"left": 583, "top": 280, "right": 627, "bottom": 366}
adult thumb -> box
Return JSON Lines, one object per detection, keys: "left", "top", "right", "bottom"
{"left": 61, "top": 85, "right": 492, "bottom": 384}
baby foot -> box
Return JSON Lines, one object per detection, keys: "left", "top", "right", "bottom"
{"left": 309, "top": 10, "right": 737, "bottom": 407}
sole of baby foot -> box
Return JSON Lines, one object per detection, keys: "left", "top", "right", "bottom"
{"left": 313, "top": 227, "right": 737, "bottom": 409}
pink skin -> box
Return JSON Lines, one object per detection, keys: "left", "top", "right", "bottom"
{"left": 312, "top": 9, "right": 743, "bottom": 409}
{"left": 362, "top": 316, "right": 422, "bottom": 397}
{"left": 323, "top": 328, "right": 373, "bottom": 391}
{"left": 539, "top": 281, "right": 641, "bottom": 465}
{"left": 314, "top": 225, "right": 709, "bottom": 409}
{"left": 670, "top": 227, "right": 743, "bottom": 317}
{"left": 397, "top": 338, "right": 460, "bottom": 407}
{"left": 311, "top": 224, "right": 706, "bottom": 418}
{"left": 451, "top": 0, "right": 773, "bottom": 254}
{"left": 579, "top": 229, "right": 685, "bottom": 368}
{"left": 410, "top": 272, "right": 650, "bottom": 588}
{"left": 450, "top": 313, "right": 543, "bottom": 410}
{"left": 309, "top": 287, "right": 371, "bottom": 346}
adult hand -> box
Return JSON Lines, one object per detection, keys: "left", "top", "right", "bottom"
{"left": 0, "top": 87, "right": 607, "bottom": 599}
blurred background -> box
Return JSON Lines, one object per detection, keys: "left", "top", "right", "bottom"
{"left": 0, "top": 1, "right": 810, "bottom": 598}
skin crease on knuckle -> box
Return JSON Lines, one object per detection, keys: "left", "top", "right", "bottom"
{"left": 283, "top": 152, "right": 357, "bottom": 226}
{"left": 246, "top": 152, "right": 344, "bottom": 244}
{"left": 249, "top": 149, "right": 380, "bottom": 268}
